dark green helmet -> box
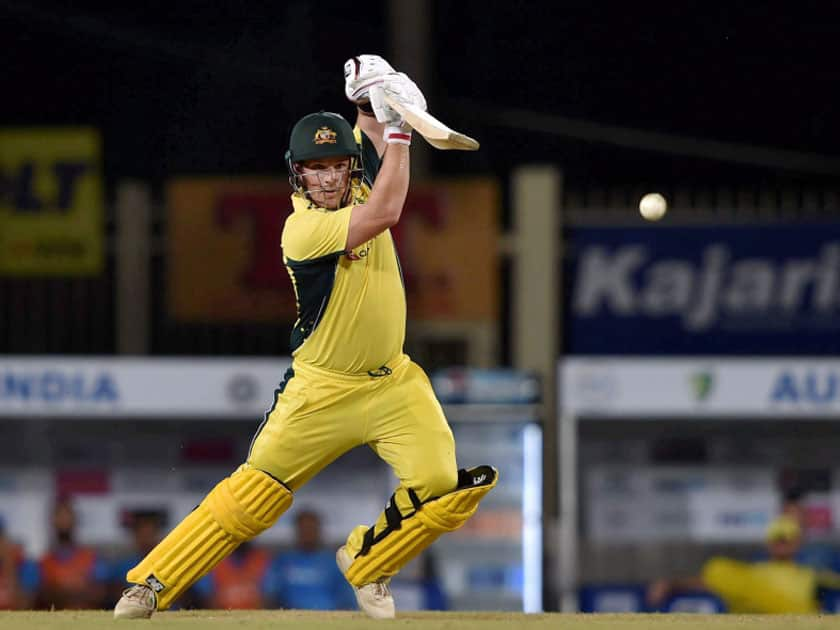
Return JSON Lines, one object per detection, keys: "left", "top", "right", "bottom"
{"left": 285, "top": 111, "right": 363, "bottom": 202}
{"left": 286, "top": 111, "right": 359, "bottom": 164}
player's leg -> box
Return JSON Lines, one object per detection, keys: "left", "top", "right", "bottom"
{"left": 340, "top": 359, "right": 497, "bottom": 587}
{"left": 117, "top": 367, "right": 362, "bottom": 617}
{"left": 118, "top": 463, "right": 292, "bottom": 617}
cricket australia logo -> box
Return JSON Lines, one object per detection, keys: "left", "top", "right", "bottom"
{"left": 314, "top": 126, "right": 337, "bottom": 144}
{"left": 145, "top": 574, "right": 166, "bottom": 593}
{"left": 690, "top": 370, "right": 715, "bottom": 403}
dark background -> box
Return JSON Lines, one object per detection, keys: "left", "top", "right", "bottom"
{"left": 4, "top": 0, "right": 839, "bottom": 190}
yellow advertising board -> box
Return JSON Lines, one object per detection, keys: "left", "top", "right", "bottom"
{"left": 0, "top": 128, "right": 103, "bottom": 274}
{"left": 167, "top": 177, "right": 499, "bottom": 323}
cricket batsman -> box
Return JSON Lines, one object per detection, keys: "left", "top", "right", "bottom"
{"left": 114, "top": 54, "right": 497, "bottom": 620}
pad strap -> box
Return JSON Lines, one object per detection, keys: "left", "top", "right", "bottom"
{"left": 345, "top": 466, "right": 497, "bottom": 585}
{"left": 358, "top": 487, "right": 425, "bottom": 557}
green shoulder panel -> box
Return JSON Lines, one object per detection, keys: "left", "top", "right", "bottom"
{"left": 285, "top": 252, "right": 343, "bottom": 352}
{"left": 360, "top": 131, "right": 381, "bottom": 187}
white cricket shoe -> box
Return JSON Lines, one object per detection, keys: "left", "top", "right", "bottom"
{"left": 336, "top": 546, "right": 395, "bottom": 619}
{"left": 114, "top": 584, "right": 156, "bottom": 619}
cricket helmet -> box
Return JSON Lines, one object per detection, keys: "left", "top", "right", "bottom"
{"left": 285, "top": 111, "right": 363, "bottom": 203}
{"left": 286, "top": 111, "right": 360, "bottom": 164}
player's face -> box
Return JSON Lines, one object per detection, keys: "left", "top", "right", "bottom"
{"left": 296, "top": 513, "right": 322, "bottom": 551}
{"left": 133, "top": 520, "right": 161, "bottom": 551}
{"left": 53, "top": 503, "right": 76, "bottom": 542}
{"left": 298, "top": 156, "right": 352, "bottom": 210}
{"left": 768, "top": 537, "right": 800, "bottom": 561}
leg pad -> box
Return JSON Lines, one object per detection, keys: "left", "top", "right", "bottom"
{"left": 126, "top": 465, "right": 292, "bottom": 609}
{"left": 344, "top": 466, "right": 497, "bottom": 586}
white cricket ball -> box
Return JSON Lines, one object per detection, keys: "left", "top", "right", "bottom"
{"left": 639, "top": 192, "right": 667, "bottom": 221}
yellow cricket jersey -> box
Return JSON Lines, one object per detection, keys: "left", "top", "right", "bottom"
{"left": 701, "top": 556, "right": 840, "bottom": 614}
{"left": 280, "top": 130, "right": 407, "bottom": 374}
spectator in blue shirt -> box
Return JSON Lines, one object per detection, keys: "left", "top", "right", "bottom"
{"left": 264, "top": 509, "right": 355, "bottom": 610}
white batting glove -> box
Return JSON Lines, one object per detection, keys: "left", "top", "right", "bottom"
{"left": 369, "top": 73, "right": 427, "bottom": 123}
{"left": 368, "top": 84, "right": 402, "bottom": 126}
{"left": 368, "top": 84, "right": 412, "bottom": 145}
{"left": 382, "top": 72, "right": 427, "bottom": 112}
{"left": 344, "top": 54, "right": 395, "bottom": 104}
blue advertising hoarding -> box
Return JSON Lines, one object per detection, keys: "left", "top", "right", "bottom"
{"left": 565, "top": 224, "right": 840, "bottom": 354}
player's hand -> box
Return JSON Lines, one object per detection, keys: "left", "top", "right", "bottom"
{"left": 369, "top": 73, "right": 426, "bottom": 124}
{"left": 384, "top": 72, "right": 427, "bottom": 112}
{"left": 369, "top": 81, "right": 413, "bottom": 145}
{"left": 369, "top": 84, "right": 404, "bottom": 128}
{"left": 344, "top": 54, "right": 396, "bottom": 104}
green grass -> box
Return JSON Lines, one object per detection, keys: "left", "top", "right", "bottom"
{"left": 3, "top": 611, "right": 840, "bottom": 630}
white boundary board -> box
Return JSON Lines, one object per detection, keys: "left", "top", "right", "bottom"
{"left": 561, "top": 356, "right": 840, "bottom": 418}
{"left": 0, "top": 356, "right": 291, "bottom": 417}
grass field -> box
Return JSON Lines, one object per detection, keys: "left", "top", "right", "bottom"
{"left": 3, "top": 611, "right": 840, "bottom": 630}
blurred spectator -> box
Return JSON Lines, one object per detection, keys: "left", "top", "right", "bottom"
{"left": 0, "top": 516, "right": 39, "bottom": 609}
{"left": 647, "top": 516, "right": 840, "bottom": 613}
{"left": 36, "top": 498, "right": 108, "bottom": 609}
{"left": 193, "top": 542, "right": 272, "bottom": 609}
{"left": 263, "top": 510, "right": 355, "bottom": 610}
{"left": 390, "top": 553, "right": 448, "bottom": 611}
{"left": 773, "top": 487, "right": 840, "bottom": 572}
{"left": 108, "top": 510, "right": 165, "bottom": 603}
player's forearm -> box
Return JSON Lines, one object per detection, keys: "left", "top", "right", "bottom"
{"left": 365, "top": 142, "right": 410, "bottom": 225}
{"left": 356, "top": 109, "right": 387, "bottom": 157}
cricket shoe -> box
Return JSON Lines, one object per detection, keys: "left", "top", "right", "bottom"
{"left": 114, "top": 584, "right": 156, "bottom": 619}
{"left": 336, "top": 546, "right": 395, "bottom": 619}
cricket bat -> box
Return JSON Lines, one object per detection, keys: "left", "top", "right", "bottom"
{"left": 383, "top": 94, "right": 480, "bottom": 151}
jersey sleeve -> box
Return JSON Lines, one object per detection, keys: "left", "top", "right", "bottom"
{"left": 263, "top": 556, "right": 288, "bottom": 606}
{"left": 281, "top": 205, "right": 353, "bottom": 261}
{"left": 93, "top": 555, "right": 111, "bottom": 583}
{"left": 18, "top": 559, "right": 40, "bottom": 594}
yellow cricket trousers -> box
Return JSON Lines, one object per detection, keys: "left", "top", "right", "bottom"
{"left": 246, "top": 353, "right": 458, "bottom": 552}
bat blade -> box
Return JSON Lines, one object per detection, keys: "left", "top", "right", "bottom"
{"left": 383, "top": 95, "right": 479, "bottom": 151}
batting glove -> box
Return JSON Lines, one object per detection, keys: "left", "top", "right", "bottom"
{"left": 369, "top": 73, "right": 427, "bottom": 122}
{"left": 367, "top": 84, "right": 411, "bottom": 145}
{"left": 383, "top": 72, "right": 427, "bottom": 112}
{"left": 344, "top": 54, "right": 396, "bottom": 105}
{"left": 368, "top": 84, "right": 402, "bottom": 125}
